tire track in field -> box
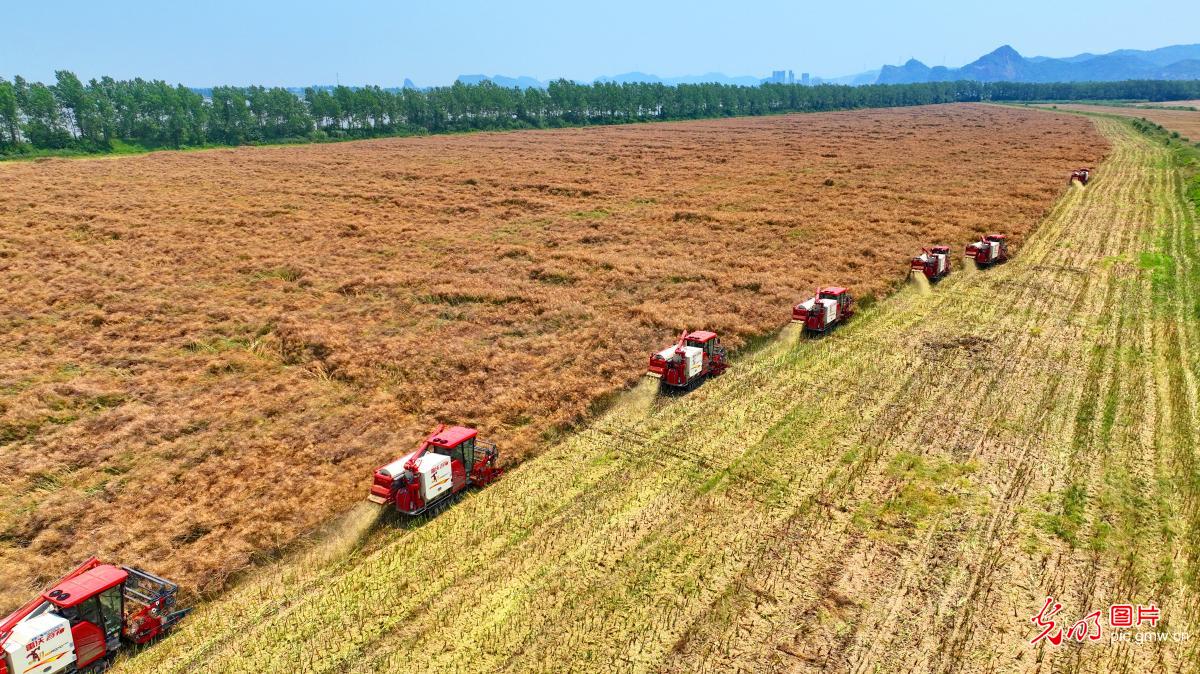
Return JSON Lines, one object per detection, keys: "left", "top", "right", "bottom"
{"left": 1024, "top": 132, "right": 1153, "bottom": 674}
{"left": 1156, "top": 151, "right": 1200, "bottom": 669}
{"left": 1057, "top": 131, "right": 1199, "bottom": 674}
{"left": 660, "top": 175, "right": 1099, "bottom": 673}
{"left": 885, "top": 121, "right": 1193, "bottom": 673}
{"left": 662, "top": 118, "right": 1196, "bottom": 674}
{"left": 1055, "top": 134, "right": 1167, "bottom": 674}
{"left": 658, "top": 256, "right": 1048, "bottom": 670}
{"left": 482, "top": 121, "right": 1128, "bottom": 671}
{"left": 809, "top": 148, "right": 1124, "bottom": 674}
{"left": 930, "top": 124, "right": 1168, "bottom": 674}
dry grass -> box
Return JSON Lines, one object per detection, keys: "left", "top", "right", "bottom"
{"left": 0, "top": 103, "right": 1105, "bottom": 610}
{"left": 1035, "top": 102, "right": 1200, "bottom": 141}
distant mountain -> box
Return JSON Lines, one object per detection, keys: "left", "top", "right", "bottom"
{"left": 875, "top": 59, "right": 933, "bottom": 85}
{"left": 876, "top": 43, "right": 1200, "bottom": 84}
{"left": 594, "top": 71, "right": 764, "bottom": 86}
{"left": 816, "top": 70, "right": 881, "bottom": 86}
{"left": 456, "top": 74, "right": 546, "bottom": 89}
{"left": 1164, "top": 60, "right": 1200, "bottom": 78}
{"left": 1109, "top": 44, "right": 1200, "bottom": 67}
{"left": 594, "top": 71, "right": 659, "bottom": 84}
{"left": 457, "top": 71, "right": 775, "bottom": 88}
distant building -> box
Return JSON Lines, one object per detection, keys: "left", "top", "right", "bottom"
{"left": 788, "top": 70, "right": 795, "bottom": 84}
{"left": 801, "top": 72, "right": 811, "bottom": 86}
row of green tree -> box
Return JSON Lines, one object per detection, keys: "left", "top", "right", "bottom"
{"left": 2, "top": 71, "right": 1199, "bottom": 156}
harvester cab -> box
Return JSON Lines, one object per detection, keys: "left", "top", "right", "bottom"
{"left": 1070, "top": 167, "right": 1091, "bottom": 185}
{"left": 910, "top": 245, "right": 951, "bottom": 281}
{"left": 0, "top": 558, "right": 190, "bottom": 674}
{"left": 965, "top": 234, "right": 1008, "bottom": 266}
{"left": 792, "top": 287, "right": 854, "bottom": 333}
{"left": 647, "top": 330, "right": 728, "bottom": 389}
{"left": 369, "top": 425, "right": 502, "bottom": 516}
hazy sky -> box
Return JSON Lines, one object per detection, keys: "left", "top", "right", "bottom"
{"left": 3, "top": 0, "right": 1197, "bottom": 86}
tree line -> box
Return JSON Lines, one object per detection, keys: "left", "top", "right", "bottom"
{"left": 2, "top": 71, "right": 1199, "bottom": 156}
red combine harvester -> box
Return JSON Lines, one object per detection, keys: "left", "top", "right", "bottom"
{"left": 1070, "top": 167, "right": 1091, "bottom": 185}
{"left": 0, "top": 558, "right": 189, "bottom": 674}
{"left": 965, "top": 234, "right": 1009, "bottom": 267}
{"left": 647, "top": 330, "right": 728, "bottom": 389}
{"left": 910, "top": 246, "right": 951, "bottom": 282}
{"left": 792, "top": 287, "right": 854, "bottom": 333}
{"left": 369, "top": 425, "right": 503, "bottom": 516}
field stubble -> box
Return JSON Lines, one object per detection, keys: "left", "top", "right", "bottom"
{"left": 1035, "top": 102, "right": 1200, "bottom": 142}
{"left": 0, "top": 104, "right": 1105, "bottom": 608}
{"left": 1140, "top": 99, "right": 1200, "bottom": 109}
{"left": 111, "top": 116, "right": 1199, "bottom": 673}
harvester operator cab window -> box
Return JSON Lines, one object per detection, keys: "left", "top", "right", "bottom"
{"left": 441, "top": 438, "right": 473, "bottom": 471}
{"left": 98, "top": 586, "right": 124, "bottom": 642}
{"left": 59, "top": 595, "right": 103, "bottom": 630}
{"left": 686, "top": 337, "right": 713, "bottom": 357}
{"left": 461, "top": 438, "right": 476, "bottom": 473}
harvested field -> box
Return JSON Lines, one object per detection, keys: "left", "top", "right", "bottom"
{"left": 0, "top": 104, "right": 1105, "bottom": 609}
{"left": 113, "top": 116, "right": 1200, "bottom": 674}
{"left": 1140, "top": 99, "right": 1200, "bottom": 108}
{"left": 1035, "top": 102, "right": 1200, "bottom": 140}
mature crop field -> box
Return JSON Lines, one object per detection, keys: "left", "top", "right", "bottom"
{"left": 1035, "top": 102, "right": 1200, "bottom": 141}
{"left": 0, "top": 104, "right": 1104, "bottom": 609}
{"left": 113, "top": 116, "right": 1200, "bottom": 674}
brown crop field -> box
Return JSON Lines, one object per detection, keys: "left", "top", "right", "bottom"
{"left": 1034, "top": 102, "right": 1200, "bottom": 140}
{"left": 0, "top": 103, "right": 1105, "bottom": 610}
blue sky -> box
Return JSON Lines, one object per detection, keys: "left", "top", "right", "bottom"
{"left": 3, "top": 0, "right": 1197, "bottom": 86}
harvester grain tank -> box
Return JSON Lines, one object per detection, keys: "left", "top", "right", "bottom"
{"left": 647, "top": 330, "right": 728, "bottom": 389}
{"left": 911, "top": 246, "right": 951, "bottom": 281}
{"left": 1070, "top": 168, "right": 1091, "bottom": 185}
{"left": 792, "top": 287, "right": 854, "bottom": 333}
{"left": 0, "top": 558, "right": 190, "bottom": 674}
{"left": 965, "top": 234, "right": 1008, "bottom": 267}
{"left": 369, "top": 425, "right": 503, "bottom": 515}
